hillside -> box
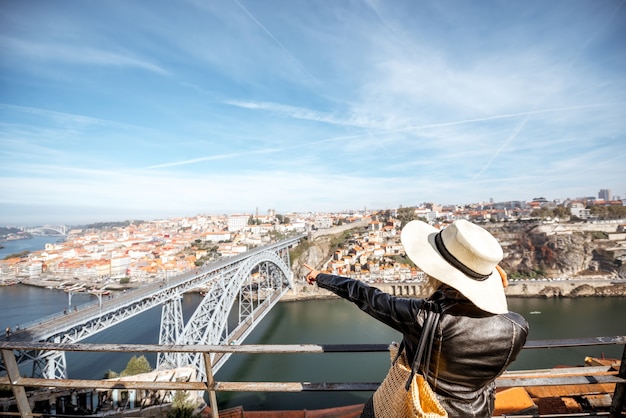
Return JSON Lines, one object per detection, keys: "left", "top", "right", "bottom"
{"left": 290, "top": 221, "right": 626, "bottom": 297}
{"left": 483, "top": 222, "right": 626, "bottom": 279}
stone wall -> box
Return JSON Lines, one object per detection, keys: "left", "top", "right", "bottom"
{"left": 505, "top": 278, "right": 626, "bottom": 297}
{"left": 282, "top": 278, "right": 626, "bottom": 302}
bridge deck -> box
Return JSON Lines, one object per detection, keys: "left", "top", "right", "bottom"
{"left": 7, "top": 235, "right": 304, "bottom": 344}
{"left": 9, "top": 273, "right": 192, "bottom": 342}
{"left": 2, "top": 235, "right": 303, "bottom": 383}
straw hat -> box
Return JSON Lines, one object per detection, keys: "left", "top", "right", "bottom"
{"left": 401, "top": 219, "right": 508, "bottom": 314}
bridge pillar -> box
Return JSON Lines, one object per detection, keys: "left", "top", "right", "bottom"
{"left": 178, "top": 250, "right": 295, "bottom": 380}
{"left": 41, "top": 351, "right": 67, "bottom": 379}
{"left": 158, "top": 297, "right": 185, "bottom": 369}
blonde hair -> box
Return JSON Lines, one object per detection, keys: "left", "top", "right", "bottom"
{"left": 420, "top": 274, "right": 443, "bottom": 297}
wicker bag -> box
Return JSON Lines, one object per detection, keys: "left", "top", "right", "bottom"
{"left": 372, "top": 301, "right": 448, "bottom": 418}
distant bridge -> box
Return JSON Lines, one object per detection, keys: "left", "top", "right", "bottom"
{"left": 0, "top": 235, "right": 304, "bottom": 382}
{"left": 23, "top": 225, "right": 68, "bottom": 236}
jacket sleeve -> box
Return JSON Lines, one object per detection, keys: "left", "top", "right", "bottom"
{"left": 315, "top": 273, "right": 423, "bottom": 335}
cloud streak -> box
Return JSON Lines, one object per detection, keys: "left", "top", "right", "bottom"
{"left": 0, "top": 104, "right": 134, "bottom": 128}
{"left": 0, "top": 0, "right": 624, "bottom": 225}
{"left": 0, "top": 36, "right": 169, "bottom": 75}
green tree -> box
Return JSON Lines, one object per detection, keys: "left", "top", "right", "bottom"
{"left": 590, "top": 205, "right": 608, "bottom": 219}
{"left": 531, "top": 208, "right": 552, "bottom": 219}
{"left": 591, "top": 205, "right": 626, "bottom": 219}
{"left": 396, "top": 207, "right": 422, "bottom": 228}
{"left": 553, "top": 206, "right": 569, "bottom": 219}
{"left": 379, "top": 209, "right": 392, "bottom": 223}
{"left": 3, "top": 250, "right": 30, "bottom": 260}
{"left": 120, "top": 355, "right": 152, "bottom": 376}
{"left": 609, "top": 207, "right": 618, "bottom": 218}
{"left": 289, "top": 239, "right": 313, "bottom": 266}
{"left": 167, "top": 391, "right": 199, "bottom": 418}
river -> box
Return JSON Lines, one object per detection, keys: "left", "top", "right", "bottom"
{"left": 0, "top": 236, "right": 61, "bottom": 260}
{"left": 1, "top": 238, "right": 626, "bottom": 410}
{"left": 1, "top": 284, "right": 625, "bottom": 410}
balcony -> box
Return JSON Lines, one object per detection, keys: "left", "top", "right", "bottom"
{"left": 1, "top": 335, "right": 625, "bottom": 417}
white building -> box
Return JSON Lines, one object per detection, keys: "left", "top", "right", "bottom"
{"left": 228, "top": 215, "right": 250, "bottom": 232}
{"left": 570, "top": 202, "right": 591, "bottom": 219}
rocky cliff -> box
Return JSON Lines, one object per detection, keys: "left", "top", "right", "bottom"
{"left": 482, "top": 222, "right": 626, "bottom": 279}
{"left": 289, "top": 221, "right": 626, "bottom": 300}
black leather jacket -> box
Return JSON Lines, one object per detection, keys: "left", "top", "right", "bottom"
{"left": 316, "top": 273, "right": 529, "bottom": 418}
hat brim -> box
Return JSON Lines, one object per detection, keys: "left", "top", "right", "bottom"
{"left": 401, "top": 220, "right": 508, "bottom": 314}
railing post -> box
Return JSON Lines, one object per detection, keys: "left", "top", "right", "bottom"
{"left": 1, "top": 349, "right": 33, "bottom": 417}
{"left": 203, "top": 352, "right": 219, "bottom": 418}
{"left": 610, "top": 342, "right": 626, "bottom": 417}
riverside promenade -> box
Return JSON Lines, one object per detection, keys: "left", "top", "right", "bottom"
{"left": 18, "top": 265, "right": 625, "bottom": 302}
{"left": 281, "top": 275, "right": 626, "bottom": 302}
{"left": 16, "top": 272, "right": 626, "bottom": 303}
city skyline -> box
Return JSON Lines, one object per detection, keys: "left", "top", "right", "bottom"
{"left": 1, "top": 1, "right": 625, "bottom": 226}
{"left": 1, "top": 187, "right": 620, "bottom": 229}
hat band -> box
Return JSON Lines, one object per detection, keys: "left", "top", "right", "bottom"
{"left": 434, "top": 232, "right": 491, "bottom": 281}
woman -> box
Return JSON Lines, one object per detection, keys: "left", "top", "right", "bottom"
{"left": 304, "top": 219, "right": 529, "bottom": 417}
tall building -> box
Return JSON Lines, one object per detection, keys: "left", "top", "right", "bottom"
{"left": 599, "top": 189, "right": 611, "bottom": 201}
{"left": 228, "top": 214, "right": 250, "bottom": 232}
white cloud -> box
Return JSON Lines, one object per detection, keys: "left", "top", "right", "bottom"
{"left": 0, "top": 36, "right": 169, "bottom": 75}
{"left": 0, "top": 0, "right": 624, "bottom": 225}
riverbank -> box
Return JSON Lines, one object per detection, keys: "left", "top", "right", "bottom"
{"left": 505, "top": 276, "right": 626, "bottom": 297}
{"left": 2, "top": 285, "right": 625, "bottom": 413}
{"left": 17, "top": 276, "right": 136, "bottom": 292}
{"left": 280, "top": 274, "right": 626, "bottom": 301}
{"left": 14, "top": 273, "right": 626, "bottom": 302}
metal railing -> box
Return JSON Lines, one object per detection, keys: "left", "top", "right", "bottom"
{"left": 1, "top": 336, "right": 625, "bottom": 418}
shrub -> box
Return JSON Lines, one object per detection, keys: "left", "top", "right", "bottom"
{"left": 120, "top": 355, "right": 152, "bottom": 376}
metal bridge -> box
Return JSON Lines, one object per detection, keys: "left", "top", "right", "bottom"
{"left": 0, "top": 235, "right": 303, "bottom": 382}
{"left": 23, "top": 225, "right": 68, "bottom": 236}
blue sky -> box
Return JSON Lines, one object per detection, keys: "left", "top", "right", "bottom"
{"left": 1, "top": 0, "right": 625, "bottom": 226}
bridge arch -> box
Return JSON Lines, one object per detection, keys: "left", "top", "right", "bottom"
{"left": 164, "top": 250, "right": 294, "bottom": 378}
{"left": 1, "top": 236, "right": 304, "bottom": 381}
{"left": 26, "top": 225, "right": 67, "bottom": 236}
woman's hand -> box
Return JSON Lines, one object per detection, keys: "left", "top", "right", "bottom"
{"left": 303, "top": 263, "right": 319, "bottom": 285}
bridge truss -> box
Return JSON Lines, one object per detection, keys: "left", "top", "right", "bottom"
{"left": 24, "top": 225, "right": 68, "bottom": 236}
{"left": 1, "top": 236, "right": 302, "bottom": 381}
{"left": 158, "top": 249, "right": 295, "bottom": 379}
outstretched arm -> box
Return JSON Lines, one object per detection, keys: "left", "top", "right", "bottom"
{"left": 303, "top": 264, "right": 422, "bottom": 335}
